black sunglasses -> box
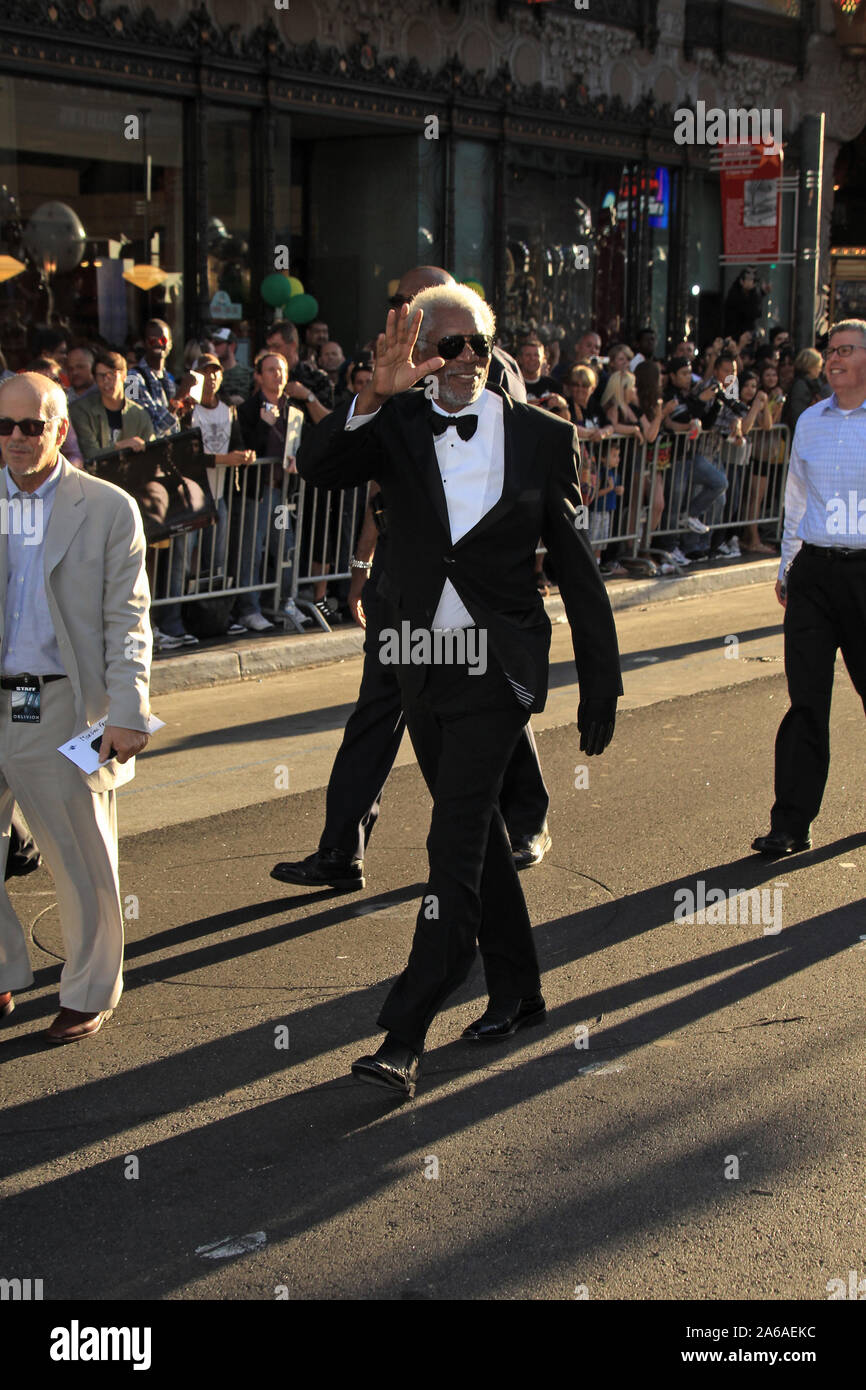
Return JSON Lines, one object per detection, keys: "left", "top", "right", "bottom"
{"left": 0, "top": 417, "right": 53, "bottom": 437}
{"left": 435, "top": 334, "right": 494, "bottom": 360}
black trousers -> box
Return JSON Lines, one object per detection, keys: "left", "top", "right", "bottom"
{"left": 320, "top": 580, "right": 549, "bottom": 861}
{"left": 772, "top": 547, "right": 866, "bottom": 837}
{"left": 377, "top": 659, "right": 542, "bottom": 1055}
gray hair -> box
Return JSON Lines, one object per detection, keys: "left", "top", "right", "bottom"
{"left": 0, "top": 371, "right": 69, "bottom": 421}
{"left": 828, "top": 318, "right": 866, "bottom": 344}
{"left": 411, "top": 284, "right": 496, "bottom": 346}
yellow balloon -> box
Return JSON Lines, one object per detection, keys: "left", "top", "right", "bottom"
{"left": 462, "top": 279, "right": 485, "bottom": 299}
{"left": 287, "top": 276, "right": 304, "bottom": 297}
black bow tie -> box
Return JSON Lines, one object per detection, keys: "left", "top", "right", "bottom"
{"left": 430, "top": 411, "right": 478, "bottom": 441}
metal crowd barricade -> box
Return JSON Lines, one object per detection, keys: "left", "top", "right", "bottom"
{"left": 147, "top": 423, "right": 794, "bottom": 633}
{"left": 281, "top": 476, "right": 368, "bottom": 631}
{"left": 149, "top": 455, "right": 297, "bottom": 626}
{"left": 638, "top": 425, "right": 791, "bottom": 561}
{"left": 536, "top": 429, "right": 650, "bottom": 571}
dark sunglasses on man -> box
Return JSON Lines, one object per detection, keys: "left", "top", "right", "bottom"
{"left": 147, "top": 335, "right": 168, "bottom": 348}
{"left": 0, "top": 417, "right": 54, "bottom": 437}
{"left": 435, "top": 334, "right": 494, "bottom": 360}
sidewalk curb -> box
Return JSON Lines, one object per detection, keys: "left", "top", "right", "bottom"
{"left": 150, "top": 558, "right": 780, "bottom": 696}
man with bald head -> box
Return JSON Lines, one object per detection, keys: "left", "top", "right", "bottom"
{"left": 0, "top": 373, "right": 151, "bottom": 1042}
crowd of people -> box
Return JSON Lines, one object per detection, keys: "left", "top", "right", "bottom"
{"left": 0, "top": 315, "right": 377, "bottom": 649}
{"left": 0, "top": 283, "right": 830, "bottom": 647}
{"left": 517, "top": 316, "right": 829, "bottom": 581}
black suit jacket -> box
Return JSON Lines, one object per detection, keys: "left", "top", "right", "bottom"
{"left": 298, "top": 384, "right": 622, "bottom": 713}
{"left": 489, "top": 346, "right": 526, "bottom": 403}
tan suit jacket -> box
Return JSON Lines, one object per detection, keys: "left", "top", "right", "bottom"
{"left": 0, "top": 455, "right": 152, "bottom": 791}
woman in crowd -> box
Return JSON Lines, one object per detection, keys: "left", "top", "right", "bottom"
{"left": 781, "top": 348, "right": 830, "bottom": 434}
{"left": 565, "top": 364, "right": 616, "bottom": 441}
{"left": 757, "top": 360, "right": 785, "bottom": 423}
{"left": 736, "top": 370, "right": 777, "bottom": 555}
{"left": 633, "top": 360, "right": 671, "bottom": 543}
{"left": 606, "top": 342, "right": 633, "bottom": 376}
{"left": 601, "top": 367, "right": 642, "bottom": 438}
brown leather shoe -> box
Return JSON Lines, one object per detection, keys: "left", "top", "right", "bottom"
{"left": 45, "top": 1007, "right": 113, "bottom": 1043}
{"left": 0, "top": 991, "right": 14, "bottom": 1021}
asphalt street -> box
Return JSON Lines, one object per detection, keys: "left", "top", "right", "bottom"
{"left": 1, "top": 581, "right": 863, "bottom": 1304}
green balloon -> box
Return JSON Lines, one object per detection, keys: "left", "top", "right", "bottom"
{"left": 285, "top": 292, "right": 319, "bottom": 325}
{"left": 261, "top": 273, "right": 292, "bottom": 307}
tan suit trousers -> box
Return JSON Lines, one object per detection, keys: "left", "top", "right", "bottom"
{"left": 0, "top": 678, "right": 124, "bottom": 1011}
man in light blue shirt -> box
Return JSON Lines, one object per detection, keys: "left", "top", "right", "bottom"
{"left": 753, "top": 318, "right": 866, "bottom": 856}
{"left": 3, "top": 458, "right": 65, "bottom": 678}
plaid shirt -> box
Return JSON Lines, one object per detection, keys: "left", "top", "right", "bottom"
{"left": 780, "top": 393, "right": 866, "bottom": 582}
{"left": 126, "top": 359, "right": 178, "bottom": 436}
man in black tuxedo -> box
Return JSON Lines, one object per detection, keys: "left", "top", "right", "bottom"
{"left": 298, "top": 286, "right": 622, "bottom": 1098}
{"left": 272, "top": 266, "right": 551, "bottom": 891}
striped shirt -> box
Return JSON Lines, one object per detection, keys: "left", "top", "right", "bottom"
{"left": 779, "top": 393, "right": 866, "bottom": 582}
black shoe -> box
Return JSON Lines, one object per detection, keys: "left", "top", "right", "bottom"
{"left": 751, "top": 830, "right": 812, "bottom": 857}
{"left": 511, "top": 826, "right": 552, "bottom": 870}
{"left": 270, "top": 850, "right": 365, "bottom": 891}
{"left": 351, "top": 1036, "right": 421, "bottom": 1098}
{"left": 463, "top": 993, "right": 547, "bottom": 1041}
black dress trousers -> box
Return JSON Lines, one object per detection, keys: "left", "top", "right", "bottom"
{"left": 377, "top": 656, "right": 542, "bottom": 1055}
{"left": 772, "top": 546, "right": 866, "bottom": 837}
{"left": 319, "top": 576, "right": 550, "bottom": 863}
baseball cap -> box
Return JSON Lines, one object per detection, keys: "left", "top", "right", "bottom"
{"left": 212, "top": 327, "right": 233, "bottom": 342}
{"left": 194, "top": 354, "right": 221, "bottom": 368}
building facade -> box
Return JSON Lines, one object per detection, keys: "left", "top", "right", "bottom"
{"left": 1, "top": 0, "right": 864, "bottom": 368}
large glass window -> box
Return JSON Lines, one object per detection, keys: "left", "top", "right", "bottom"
{"left": 454, "top": 140, "right": 494, "bottom": 297}
{"left": 307, "top": 131, "right": 441, "bottom": 355}
{"left": 0, "top": 77, "right": 183, "bottom": 367}
{"left": 504, "top": 152, "right": 621, "bottom": 348}
{"left": 205, "top": 106, "right": 253, "bottom": 339}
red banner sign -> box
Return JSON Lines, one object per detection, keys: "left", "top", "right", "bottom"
{"left": 720, "top": 143, "right": 782, "bottom": 260}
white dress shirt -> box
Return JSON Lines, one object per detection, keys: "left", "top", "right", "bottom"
{"left": 779, "top": 394, "right": 866, "bottom": 581}
{"left": 346, "top": 390, "right": 505, "bottom": 628}
{"left": 3, "top": 457, "right": 66, "bottom": 677}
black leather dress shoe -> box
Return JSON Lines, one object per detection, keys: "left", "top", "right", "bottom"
{"left": 270, "top": 849, "right": 365, "bottom": 891}
{"left": 511, "top": 826, "right": 552, "bottom": 870}
{"left": 751, "top": 830, "right": 812, "bottom": 857}
{"left": 352, "top": 1036, "right": 421, "bottom": 1099}
{"left": 463, "top": 993, "right": 547, "bottom": 1041}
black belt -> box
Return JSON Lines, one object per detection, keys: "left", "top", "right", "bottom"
{"left": 801, "top": 542, "right": 866, "bottom": 561}
{"left": 0, "top": 673, "right": 67, "bottom": 689}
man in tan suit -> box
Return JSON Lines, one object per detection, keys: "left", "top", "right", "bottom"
{"left": 0, "top": 373, "right": 151, "bottom": 1041}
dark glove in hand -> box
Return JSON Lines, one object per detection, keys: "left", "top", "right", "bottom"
{"left": 578, "top": 698, "right": 617, "bottom": 756}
